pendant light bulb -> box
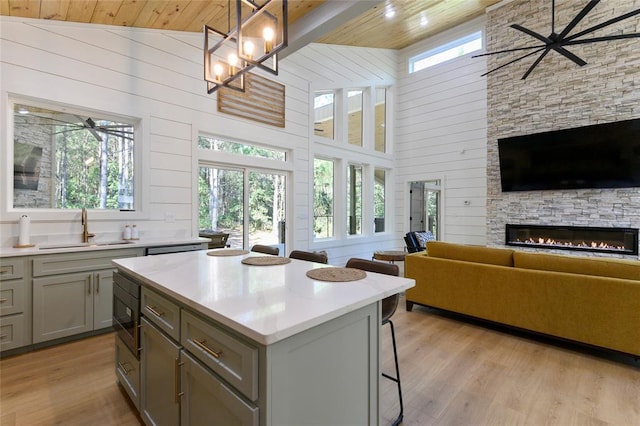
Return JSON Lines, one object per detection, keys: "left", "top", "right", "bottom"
{"left": 228, "top": 53, "right": 238, "bottom": 76}
{"left": 213, "top": 63, "right": 224, "bottom": 81}
{"left": 263, "top": 27, "right": 274, "bottom": 54}
{"left": 243, "top": 41, "right": 255, "bottom": 59}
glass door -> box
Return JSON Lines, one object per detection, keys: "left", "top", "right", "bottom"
{"left": 199, "top": 166, "right": 244, "bottom": 248}
{"left": 409, "top": 180, "right": 440, "bottom": 239}
{"left": 247, "top": 171, "right": 286, "bottom": 254}
{"left": 199, "top": 166, "right": 286, "bottom": 253}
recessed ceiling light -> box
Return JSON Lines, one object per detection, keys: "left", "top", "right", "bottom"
{"left": 420, "top": 15, "right": 429, "bottom": 27}
{"left": 385, "top": 8, "right": 395, "bottom": 19}
{"left": 18, "top": 107, "right": 29, "bottom": 114}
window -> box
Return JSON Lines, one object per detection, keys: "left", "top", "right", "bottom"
{"left": 374, "top": 88, "right": 387, "bottom": 153}
{"left": 346, "top": 164, "right": 362, "bottom": 235}
{"left": 409, "top": 31, "right": 482, "bottom": 73}
{"left": 374, "top": 169, "right": 386, "bottom": 232}
{"left": 314, "top": 92, "right": 335, "bottom": 140}
{"left": 347, "top": 90, "right": 363, "bottom": 147}
{"left": 198, "top": 135, "right": 285, "bottom": 161}
{"left": 12, "top": 102, "right": 136, "bottom": 210}
{"left": 313, "top": 158, "right": 334, "bottom": 238}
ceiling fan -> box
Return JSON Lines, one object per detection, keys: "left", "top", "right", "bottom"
{"left": 474, "top": 0, "right": 640, "bottom": 79}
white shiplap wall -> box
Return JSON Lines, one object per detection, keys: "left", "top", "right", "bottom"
{"left": 395, "top": 17, "right": 488, "bottom": 245}
{"left": 0, "top": 17, "right": 398, "bottom": 264}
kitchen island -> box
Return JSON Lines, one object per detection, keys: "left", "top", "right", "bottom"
{"left": 113, "top": 250, "right": 414, "bottom": 426}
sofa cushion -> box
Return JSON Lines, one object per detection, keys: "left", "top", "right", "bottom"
{"left": 513, "top": 251, "right": 640, "bottom": 281}
{"left": 426, "top": 241, "right": 514, "bottom": 267}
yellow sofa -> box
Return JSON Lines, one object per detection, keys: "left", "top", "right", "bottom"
{"left": 405, "top": 241, "right": 640, "bottom": 356}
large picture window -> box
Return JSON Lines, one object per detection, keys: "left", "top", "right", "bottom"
{"left": 12, "top": 102, "right": 136, "bottom": 210}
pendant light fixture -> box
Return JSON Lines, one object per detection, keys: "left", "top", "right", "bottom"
{"left": 204, "top": 0, "right": 288, "bottom": 93}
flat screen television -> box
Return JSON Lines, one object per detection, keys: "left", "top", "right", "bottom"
{"left": 498, "top": 118, "right": 640, "bottom": 191}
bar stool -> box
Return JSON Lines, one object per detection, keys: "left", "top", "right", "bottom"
{"left": 288, "top": 250, "right": 328, "bottom": 264}
{"left": 250, "top": 244, "right": 280, "bottom": 255}
{"left": 345, "top": 258, "right": 404, "bottom": 426}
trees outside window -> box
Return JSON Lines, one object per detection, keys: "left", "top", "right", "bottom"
{"left": 313, "top": 158, "right": 334, "bottom": 239}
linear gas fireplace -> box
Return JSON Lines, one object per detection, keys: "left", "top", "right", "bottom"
{"left": 506, "top": 224, "right": 639, "bottom": 256}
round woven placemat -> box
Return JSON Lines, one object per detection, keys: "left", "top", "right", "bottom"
{"left": 241, "top": 256, "right": 291, "bottom": 266}
{"left": 207, "top": 249, "right": 249, "bottom": 257}
{"left": 305, "top": 267, "right": 366, "bottom": 282}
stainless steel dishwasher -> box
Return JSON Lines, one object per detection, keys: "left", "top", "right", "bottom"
{"left": 145, "top": 243, "right": 205, "bottom": 256}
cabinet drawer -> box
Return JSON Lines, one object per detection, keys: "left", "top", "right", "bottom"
{"left": 181, "top": 310, "right": 258, "bottom": 401}
{"left": 0, "top": 258, "right": 25, "bottom": 280}
{"left": 32, "top": 249, "right": 141, "bottom": 277}
{"left": 142, "top": 287, "right": 180, "bottom": 341}
{"left": 181, "top": 351, "right": 258, "bottom": 426}
{"left": 0, "top": 314, "right": 26, "bottom": 351}
{"left": 115, "top": 335, "right": 140, "bottom": 410}
{"left": 0, "top": 278, "right": 26, "bottom": 316}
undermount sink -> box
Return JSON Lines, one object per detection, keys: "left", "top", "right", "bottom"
{"left": 38, "top": 240, "right": 135, "bottom": 250}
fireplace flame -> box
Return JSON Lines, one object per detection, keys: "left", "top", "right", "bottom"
{"left": 517, "top": 237, "right": 626, "bottom": 252}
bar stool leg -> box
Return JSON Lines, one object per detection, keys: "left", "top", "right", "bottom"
{"left": 382, "top": 318, "right": 403, "bottom": 426}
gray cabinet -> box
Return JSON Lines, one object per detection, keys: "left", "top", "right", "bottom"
{"left": 33, "top": 272, "right": 93, "bottom": 342}
{"left": 32, "top": 249, "right": 141, "bottom": 344}
{"left": 0, "top": 257, "right": 30, "bottom": 351}
{"left": 181, "top": 351, "right": 258, "bottom": 426}
{"left": 140, "top": 317, "right": 180, "bottom": 426}
{"left": 115, "top": 334, "right": 141, "bottom": 410}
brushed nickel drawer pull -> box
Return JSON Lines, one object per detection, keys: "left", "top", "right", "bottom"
{"left": 118, "top": 361, "right": 133, "bottom": 375}
{"left": 0, "top": 267, "right": 10, "bottom": 274}
{"left": 0, "top": 298, "right": 7, "bottom": 303}
{"left": 145, "top": 305, "right": 164, "bottom": 318}
{"left": 193, "top": 338, "right": 222, "bottom": 359}
{"left": 0, "top": 334, "right": 7, "bottom": 339}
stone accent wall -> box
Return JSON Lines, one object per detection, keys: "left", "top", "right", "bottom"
{"left": 486, "top": 0, "right": 640, "bottom": 258}
{"left": 13, "top": 113, "right": 53, "bottom": 208}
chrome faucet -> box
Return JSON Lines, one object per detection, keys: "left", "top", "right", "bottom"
{"left": 81, "top": 208, "right": 95, "bottom": 243}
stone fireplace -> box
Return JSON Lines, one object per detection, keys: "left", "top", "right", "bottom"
{"left": 505, "top": 224, "right": 639, "bottom": 256}
{"left": 485, "top": 0, "right": 640, "bottom": 258}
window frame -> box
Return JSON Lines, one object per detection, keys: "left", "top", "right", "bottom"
{"left": 3, "top": 96, "right": 147, "bottom": 221}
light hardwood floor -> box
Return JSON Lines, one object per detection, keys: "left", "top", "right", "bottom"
{"left": 2, "top": 295, "right": 639, "bottom": 426}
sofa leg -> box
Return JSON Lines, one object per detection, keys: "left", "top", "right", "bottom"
{"left": 405, "top": 300, "right": 414, "bottom": 312}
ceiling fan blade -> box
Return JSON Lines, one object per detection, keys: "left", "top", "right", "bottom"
{"left": 522, "top": 48, "right": 551, "bottom": 80}
{"left": 565, "top": 8, "right": 640, "bottom": 42}
{"left": 558, "top": 0, "right": 600, "bottom": 39}
{"left": 481, "top": 47, "right": 546, "bottom": 77}
{"left": 564, "top": 33, "right": 640, "bottom": 46}
{"left": 551, "top": 46, "right": 587, "bottom": 66}
{"left": 511, "top": 24, "right": 552, "bottom": 43}
{"left": 472, "top": 43, "right": 547, "bottom": 58}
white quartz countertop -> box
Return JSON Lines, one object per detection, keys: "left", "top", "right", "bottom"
{"left": 0, "top": 237, "right": 209, "bottom": 257}
{"left": 113, "top": 250, "right": 415, "bottom": 346}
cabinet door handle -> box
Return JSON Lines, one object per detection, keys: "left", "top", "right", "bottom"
{"left": 193, "top": 338, "right": 222, "bottom": 359}
{"left": 0, "top": 267, "right": 10, "bottom": 274}
{"left": 87, "top": 275, "right": 92, "bottom": 295}
{"left": 96, "top": 274, "right": 100, "bottom": 294}
{"left": 174, "top": 358, "right": 184, "bottom": 404}
{"left": 133, "top": 319, "right": 140, "bottom": 353}
{"left": 0, "top": 298, "right": 7, "bottom": 303}
{"left": 0, "top": 334, "right": 7, "bottom": 339}
{"left": 118, "top": 361, "right": 133, "bottom": 375}
{"left": 145, "top": 305, "right": 164, "bottom": 318}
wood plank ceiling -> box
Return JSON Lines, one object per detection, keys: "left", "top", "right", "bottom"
{"left": 0, "top": 0, "right": 502, "bottom": 50}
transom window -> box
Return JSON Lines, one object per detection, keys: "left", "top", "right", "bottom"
{"left": 198, "top": 135, "right": 286, "bottom": 161}
{"left": 409, "top": 31, "right": 482, "bottom": 73}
